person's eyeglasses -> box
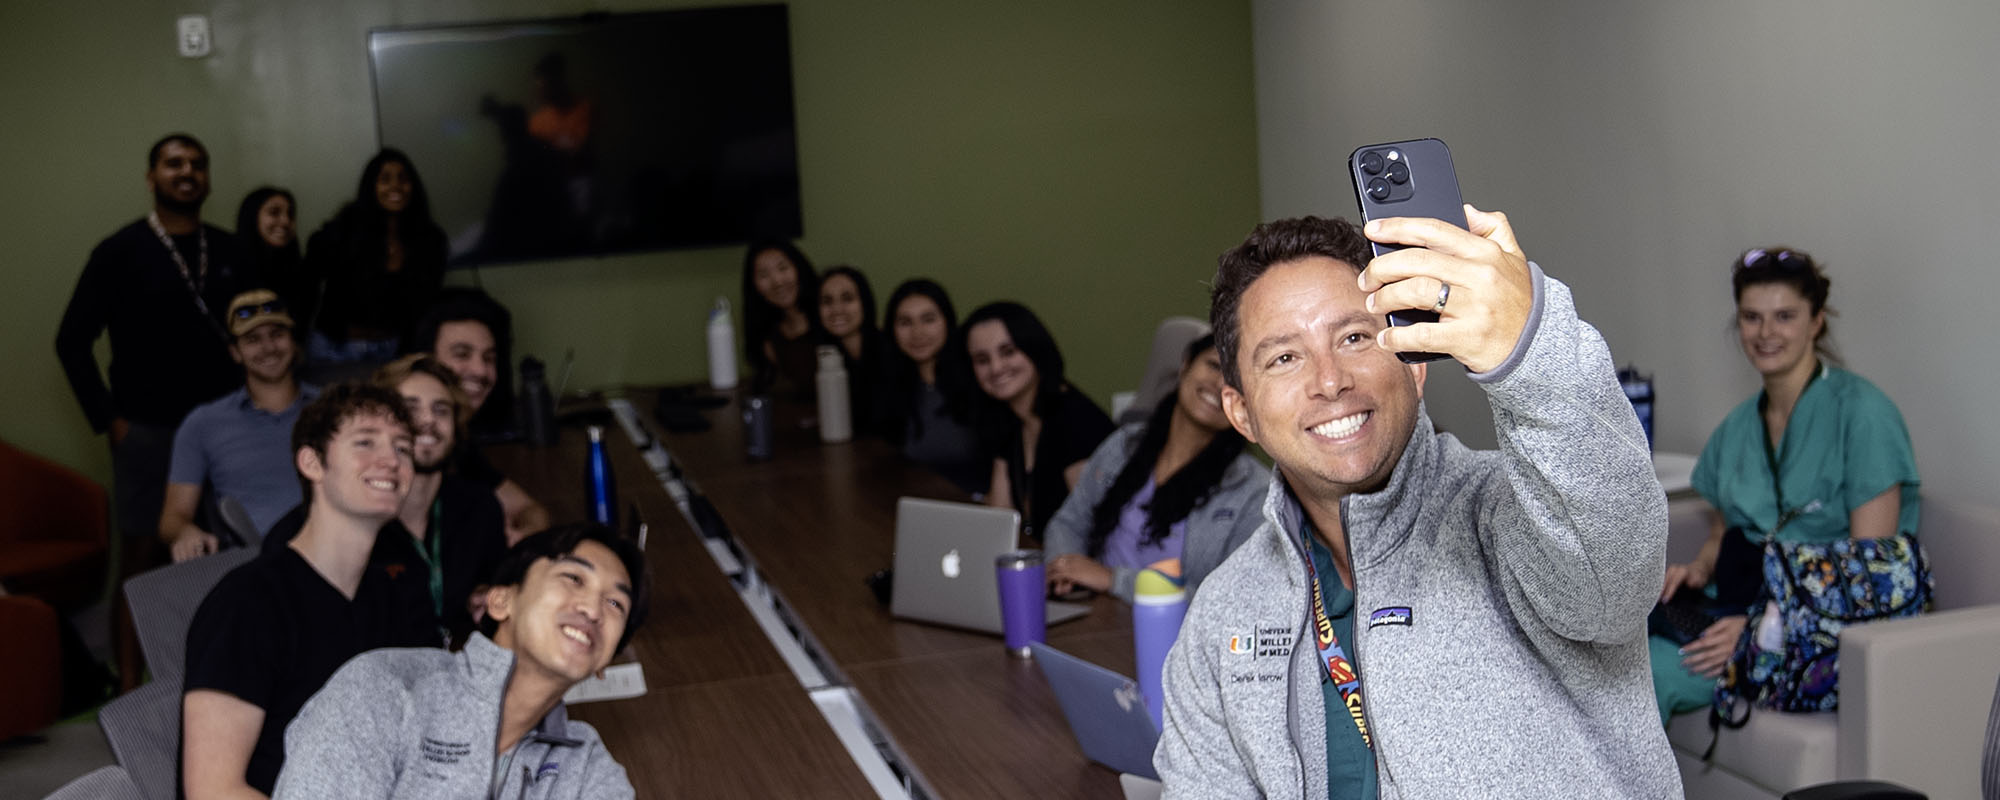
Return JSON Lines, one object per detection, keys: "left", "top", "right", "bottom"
{"left": 1735, "top": 248, "right": 1805, "bottom": 272}
{"left": 231, "top": 300, "right": 286, "bottom": 319}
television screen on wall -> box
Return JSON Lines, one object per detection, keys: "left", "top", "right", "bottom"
{"left": 369, "top": 5, "right": 802, "bottom": 267}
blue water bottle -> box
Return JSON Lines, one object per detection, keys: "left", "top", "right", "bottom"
{"left": 585, "top": 425, "right": 615, "bottom": 525}
{"left": 1133, "top": 558, "right": 1188, "bottom": 729}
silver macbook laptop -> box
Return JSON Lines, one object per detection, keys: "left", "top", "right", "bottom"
{"left": 890, "top": 497, "right": 1089, "bottom": 633}
{"left": 1031, "top": 642, "right": 1160, "bottom": 780}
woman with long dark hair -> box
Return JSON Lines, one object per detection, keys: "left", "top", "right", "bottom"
{"left": 875, "top": 279, "right": 984, "bottom": 493}
{"left": 303, "top": 148, "right": 448, "bottom": 366}
{"left": 234, "top": 187, "right": 306, "bottom": 313}
{"left": 964, "top": 301, "right": 1114, "bottom": 538}
{"left": 818, "top": 265, "right": 884, "bottom": 424}
{"left": 740, "top": 240, "right": 820, "bottom": 398}
{"left": 1043, "top": 334, "right": 1267, "bottom": 601}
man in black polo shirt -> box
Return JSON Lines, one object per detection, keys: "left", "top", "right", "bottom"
{"left": 57, "top": 133, "right": 245, "bottom": 573}
{"left": 181, "top": 383, "right": 438, "bottom": 798}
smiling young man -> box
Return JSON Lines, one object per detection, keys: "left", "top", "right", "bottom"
{"left": 275, "top": 523, "right": 649, "bottom": 799}
{"left": 408, "top": 288, "right": 551, "bottom": 543}
{"left": 1154, "top": 212, "right": 1679, "bottom": 798}
{"left": 372, "top": 355, "right": 507, "bottom": 642}
{"left": 181, "top": 384, "right": 439, "bottom": 799}
{"left": 160, "top": 290, "right": 320, "bottom": 561}
{"left": 58, "top": 133, "right": 246, "bottom": 573}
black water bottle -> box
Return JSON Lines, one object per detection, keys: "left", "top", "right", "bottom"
{"left": 1618, "top": 365, "right": 1655, "bottom": 451}
{"left": 519, "top": 356, "right": 558, "bottom": 447}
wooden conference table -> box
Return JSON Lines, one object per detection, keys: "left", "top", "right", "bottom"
{"left": 487, "top": 390, "right": 1139, "bottom": 799}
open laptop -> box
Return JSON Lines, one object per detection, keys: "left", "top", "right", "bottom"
{"left": 890, "top": 497, "right": 1089, "bottom": 633}
{"left": 1031, "top": 642, "right": 1160, "bottom": 780}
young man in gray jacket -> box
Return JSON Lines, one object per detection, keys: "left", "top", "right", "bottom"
{"left": 275, "top": 523, "right": 650, "bottom": 799}
{"left": 1154, "top": 210, "right": 1679, "bottom": 798}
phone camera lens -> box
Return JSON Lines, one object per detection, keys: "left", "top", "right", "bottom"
{"left": 1360, "top": 151, "right": 1385, "bottom": 175}
{"left": 1366, "top": 177, "right": 1391, "bottom": 202}
{"left": 1386, "top": 161, "right": 1409, "bottom": 184}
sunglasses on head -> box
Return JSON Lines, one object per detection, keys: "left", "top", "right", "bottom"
{"left": 231, "top": 300, "right": 286, "bottom": 320}
{"left": 1735, "top": 248, "right": 1806, "bottom": 272}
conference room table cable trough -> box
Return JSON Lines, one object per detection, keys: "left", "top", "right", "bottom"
{"left": 603, "top": 397, "right": 927, "bottom": 799}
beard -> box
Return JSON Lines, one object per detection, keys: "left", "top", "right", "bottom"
{"left": 413, "top": 441, "right": 455, "bottom": 475}
{"left": 154, "top": 184, "right": 205, "bottom": 217}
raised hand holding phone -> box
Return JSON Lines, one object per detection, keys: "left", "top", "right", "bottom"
{"left": 1358, "top": 206, "right": 1534, "bottom": 375}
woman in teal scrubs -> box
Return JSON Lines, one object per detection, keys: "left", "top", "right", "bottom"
{"left": 1652, "top": 247, "right": 1921, "bottom": 722}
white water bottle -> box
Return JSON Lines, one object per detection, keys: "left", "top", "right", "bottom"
{"left": 707, "top": 297, "right": 738, "bottom": 391}
{"left": 815, "top": 345, "right": 852, "bottom": 443}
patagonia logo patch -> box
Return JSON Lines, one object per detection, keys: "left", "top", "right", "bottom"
{"left": 1368, "top": 607, "right": 1413, "bottom": 629}
{"left": 1214, "top": 508, "right": 1235, "bottom": 523}
{"left": 536, "top": 762, "right": 560, "bottom": 781}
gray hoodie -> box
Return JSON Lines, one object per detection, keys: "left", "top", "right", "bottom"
{"left": 275, "top": 634, "right": 634, "bottom": 800}
{"left": 1154, "top": 268, "right": 1680, "bottom": 799}
{"left": 1043, "top": 422, "right": 1270, "bottom": 601}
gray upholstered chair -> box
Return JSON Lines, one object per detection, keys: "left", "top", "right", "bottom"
{"left": 122, "top": 547, "right": 255, "bottom": 685}
{"left": 1117, "top": 316, "right": 1209, "bottom": 425}
{"left": 97, "top": 680, "right": 180, "bottom": 800}
{"left": 41, "top": 764, "right": 145, "bottom": 800}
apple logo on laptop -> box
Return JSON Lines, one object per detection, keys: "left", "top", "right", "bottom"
{"left": 1114, "top": 681, "right": 1141, "bottom": 713}
{"left": 941, "top": 549, "right": 961, "bottom": 579}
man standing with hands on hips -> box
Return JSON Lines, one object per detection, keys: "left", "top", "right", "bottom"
{"left": 1156, "top": 208, "right": 1678, "bottom": 798}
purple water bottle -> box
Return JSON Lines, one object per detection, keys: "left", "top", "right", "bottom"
{"left": 1133, "top": 559, "right": 1187, "bottom": 729}
{"left": 585, "top": 425, "right": 614, "bottom": 525}
{"left": 744, "top": 395, "right": 774, "bottom": 462}
{"left": 995, "top": 550, "right": 1046, "bottom": 657}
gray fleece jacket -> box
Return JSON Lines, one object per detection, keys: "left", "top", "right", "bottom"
{"left": 1154, "top": 268, "right": 1680, "bottom": 799}
{"left": 1043, "top": 423, "right": 1270, "bottom": 601}
{"left": 274, "top": 634, "right": 634, "bottom": 800}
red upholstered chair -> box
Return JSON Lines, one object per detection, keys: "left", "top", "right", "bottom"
{"left": 0, "top": 438, "right": 110, "bottom": 611}
{"left": 0, "top": 594, "right": 62, "bottom": 740}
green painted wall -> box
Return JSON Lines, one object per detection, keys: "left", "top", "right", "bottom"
{"left": 0, "top": 0, "right": 1257, "bottom": 484}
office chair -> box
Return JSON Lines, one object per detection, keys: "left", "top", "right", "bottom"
{"left": 123, "top": 548, "right": 255, "bottom": 685}
{"left": 97, "top": 679, "right": 181, "bottom": 800}
{"left": 42, "top": 764, "right": 145, "bottom": 800}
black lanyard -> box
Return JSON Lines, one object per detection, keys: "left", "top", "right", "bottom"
{"left": 145, "top": 212, "right": 230, "bottom": 344}
{"left": 1758, "top": 364, "right": 1824, "bottom": 535}
{"left": 1303, "top": 533, "right": 1372, "bottom": 749}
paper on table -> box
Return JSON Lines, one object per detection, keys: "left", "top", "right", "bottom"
{"left": 564, "top": 661, "right": 647, "bottom": 704}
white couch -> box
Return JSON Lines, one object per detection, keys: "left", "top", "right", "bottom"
{"left": 1663, "top": 495, "right": 2000, "bottom": 799}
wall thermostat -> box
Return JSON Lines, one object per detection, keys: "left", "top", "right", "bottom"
{"left": 177, "top": 15, "right": 211, "bottom": 58}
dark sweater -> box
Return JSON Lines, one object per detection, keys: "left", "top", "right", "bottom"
{"left": 302, "top": 212, "right": 446, "bottom": 342}
{"left": 56, "top": 219, "right": 245, "bottom": 431}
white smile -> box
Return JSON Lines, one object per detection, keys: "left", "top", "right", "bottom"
{"left": 561, "top": 624, "right": 593, "bottom": 648}
{"left": 1196, "top": 390, "right": 1221, "bottom": 408}
{"left": 416, "top": 434, "right": 440, "bottom": 448}
{"left": 365, "top": 478, "right": 398, "bottom": 492}
{"left": 1310, "top": 412, "right": 1369, "bottom": 439}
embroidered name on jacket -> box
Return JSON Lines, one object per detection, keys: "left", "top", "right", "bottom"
{"left": 421, "top": 737, "right": 472, "bottom": 765}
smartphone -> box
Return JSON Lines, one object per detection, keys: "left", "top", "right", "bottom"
{"left": 1348, "top": 138, "right": 1467, "bottom": 365}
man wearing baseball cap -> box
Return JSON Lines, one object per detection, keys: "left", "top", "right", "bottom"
{"left": 160, "top": 288, "right": 321, "bottom": 561}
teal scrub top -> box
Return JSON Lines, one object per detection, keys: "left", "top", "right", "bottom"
{"left": 1307, "top": 534, "right": 1378, "bottom": 800}
{"left": 1691, "top": 365, "right": 1920, "bottom": 544}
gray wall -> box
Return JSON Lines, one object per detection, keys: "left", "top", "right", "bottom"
{"left": 1252, "top": 0, "right": 1998, "bottom": 507}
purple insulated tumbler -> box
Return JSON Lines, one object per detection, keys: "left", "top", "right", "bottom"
{"left": 995, "top": 550, "right": 1046, "bottom": 657}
